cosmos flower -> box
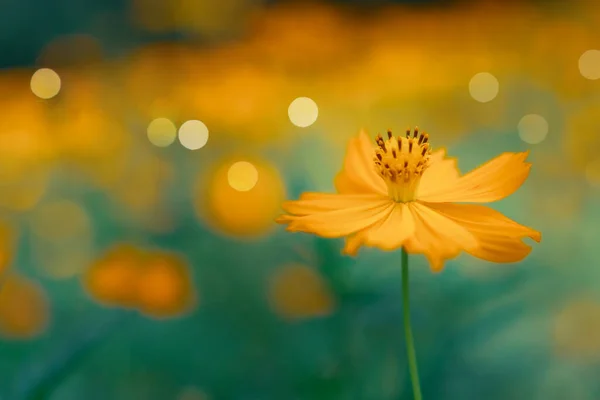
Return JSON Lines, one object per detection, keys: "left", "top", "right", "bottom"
{"left": 276, "top": 128, "right": 541, "bottom": 271}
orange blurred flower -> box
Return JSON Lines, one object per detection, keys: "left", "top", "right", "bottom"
{"left": 0, "top": 274, "right": 50, "bottom": 339}
{"left": 277, "top": 128, "right": 541, "bottom": 272}
{"left": 0, "top": 72, "right": 56, "bottom": 172}
{"left": 84, "top": 244, "right": 142, "bottom": 307}
{"left": 0, "top": 221, "right": 16, "bottom": 276}
{"left": 51, "top": 73, "right": 131, "bottom": 178}
{"left": 195, "top": 157, "right": 286, "bottom": 237}
{"left": 83, "top": 245, "right": 196, "bottom": 318}
{"left": 136, "top": 252, "right": 196, "bottom": 319}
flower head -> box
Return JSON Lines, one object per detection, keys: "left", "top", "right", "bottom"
{"left": 374, "top": 128, "right": 432, "bottom": 202}
{"left": 276, "top": 128, "right": 541, "bottom": 272}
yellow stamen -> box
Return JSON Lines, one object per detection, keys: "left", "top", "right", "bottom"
{"left": 373, "top": 127, "right": 432, "bottom": 202}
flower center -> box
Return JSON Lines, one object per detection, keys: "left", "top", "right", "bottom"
{"left": 373, "top": 127, "right": 432, "bottom": 202}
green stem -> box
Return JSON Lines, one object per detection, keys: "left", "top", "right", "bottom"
{"left": 402, "top": 248, "right": 423, "bottom": 400}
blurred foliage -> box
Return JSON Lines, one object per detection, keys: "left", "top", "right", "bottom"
{"left": 0, "top": 0, "right": 600, "bottom": 399}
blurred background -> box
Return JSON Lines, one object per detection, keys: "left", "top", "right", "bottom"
{"left": 1, "top": 0, "right": 600, "bottom": 398}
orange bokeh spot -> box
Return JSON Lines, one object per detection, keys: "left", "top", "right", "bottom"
{"left": 83, "top": 244, "right": 197, "bottom": 318}
{"left": 136, "top": 253, "right": 196, "bottom": 318}
{"left": 196, "top": 157, "right": 286, "bottom": 237}
{"left": 83, "top": 245, "right": 142, "bottom": 307}
{"left": 0, "top": 221, "right": 16, "bottom": 276}
{"left": 0, "top": 73, "right": 56, "bottom": 172}
{"left": 0, "top": 274, "right": 50, "bottom": 339}
{"left": 268, "top": 264, "right": 335, "bottom": 320}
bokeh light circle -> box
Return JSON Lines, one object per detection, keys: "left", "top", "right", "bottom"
{"left": 227, "top": 161, "right": 259, "bottom": 192}
{"left": 30, "top": 68, "right": 61, "bottom": 99}
{"left": 178, "top": 120, "right": 209, "bottom": 150}
{"left": 195, "top": 158, "right": 285, "bottom": 237}
{"left": 30, "top": 200, "right": 92, "bottom": 280}
{"left": 578, "top": 50, "right": 600, "bottom": 80}
{"left": 30, "top": 200, "right": 90, "bottom": 241}
{"left": 469, "top": 72, "right": 499, "bottom": 103}
{"left": 147, "top": 118, "right": 177, "bottom": 147}
{"left": 288, "top": 97, "right": 319, "bottom": 127}
{"left": 518, "top": 114, "right": 549, "bottom": 145}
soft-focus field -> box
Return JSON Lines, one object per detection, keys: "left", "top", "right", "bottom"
{"left": 1, "top": 0, "right": 600, "bottom": 399}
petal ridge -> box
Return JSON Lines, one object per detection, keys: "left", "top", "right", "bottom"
{"left": 422, "top": 202, "right": 541, "bottom": 264}
{"left": 418, "top": 151, "right": 532, "bottom": 203}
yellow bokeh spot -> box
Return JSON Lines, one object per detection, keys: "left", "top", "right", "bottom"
{"left": 30, "top": 68, "right": 61, "bottom": 99}
{"left": 147, "top": 118, "right": 177, "bottom": 147}
{"left": 83, "top": 245, "right": 142, "bottom": 307}
{"left": 35, "top": 241, "right": 92, "bottom": 280}
{"left": 288, "top": 97, "right": 319, "bottom": 128}
{"left": 178, "top": 120, "right": 209, "bottom": 150}
{"left": 29, "top": 201, "right": 93, "bottom": 280}
{"left": 0, "top": 274, "right": 50, "bottom": 339}
{"left": 553, "top": 298, "right": 600, "bottom": 360}
{"left": 518, "top": 114, "right": 549, "bottom": 145}
{"left": 469, "top": 72, "right": 499, "bottom": 103}
{"left": 579, "top": 50, "right": 600, "bottom": 80}
{"left": 585, "top": 158, "right": 600, "bottom": 186}
{"left": 196, "top": 158, "right": 285, "bottom": 237}
{"left": 136, "top": 253, "right": 196, "bottom": 318}
{"left": 268, "top": 264, "right": 335, "bottom": 320}
{"left": 227, "top": 161, "right": 258, "bottom": 192}
{"left": 0, "top": 73, "right": 55, "bottom": 170}
{"left": 30, "top": 200, "right": 90, "bottom": 241}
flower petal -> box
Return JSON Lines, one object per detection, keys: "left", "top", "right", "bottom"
{"left": 343, "top": 203, "right": 415, "bottom": 256}
{"left": 417, "top": 148, "right": 460, "bottom": 199}
{"left": 281, "top": 192, "right": 387, "bottom": 216}
{"left": 277, "top": 193, "right": 394, "bottom": 238}
{"left": 334, "top": 130, "right": 387, "bottom": 195}
{"left": 423, "top": 202, "right": 540, "bottom": 263}
{"left": 403, "top": 202, "right": 479, "bottom": 272}
{"left": 418, "top": 151, "right": 532, "bottom": 203}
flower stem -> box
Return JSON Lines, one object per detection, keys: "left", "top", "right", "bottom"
{"left": 402, "top": 247, "right": 423, "bottom": 400}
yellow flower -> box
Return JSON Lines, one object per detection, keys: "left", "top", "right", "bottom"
{"left": 276, "top": 128, "right": 541, "bottom": 272}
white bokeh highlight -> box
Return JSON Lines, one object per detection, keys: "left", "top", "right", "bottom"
{"left": 178, "top": 120, "right": 209, "bottom": 150}
{"left": 30, "top": 68, "right": 61, "bottom": 99}
{"left": 147, "top": 118, "right": 177, "bottom": 147}
{"left": 518, "top": 114, "right": 549, "bottom": 145}
{"left": 469, "top": 72, "right": 499, "bottom": 103}
{"left": 288, "top": 97, "right": 319, "bottom": 127}
{"left": 579, "top": 50, "right": 600, "bottom": 80}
